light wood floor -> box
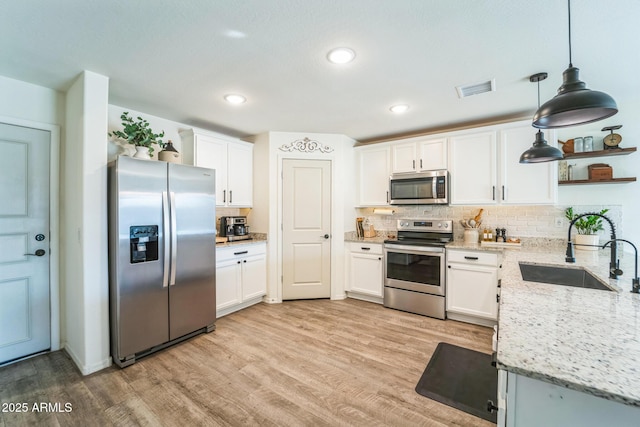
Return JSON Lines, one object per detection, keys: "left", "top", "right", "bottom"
{"left": 0, "top": 299, "right": 494, "bottom": 427}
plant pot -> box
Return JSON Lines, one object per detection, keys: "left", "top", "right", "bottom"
{"left": 574, "top": 234, "right": 599, "bottom": 251}
{"left": 133, "top": 146, "right": 151, "bottom": 160}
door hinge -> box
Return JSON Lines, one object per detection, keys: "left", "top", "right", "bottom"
{"left": 281, "top": 275, "right": 283, "bottom": 284}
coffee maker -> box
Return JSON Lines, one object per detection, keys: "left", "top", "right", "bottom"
{"left": 219, "top": 216, "right": 251, "bottom": 241}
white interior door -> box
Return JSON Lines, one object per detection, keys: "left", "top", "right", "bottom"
{"left": 282, "top": 159, "right": 331, "bottom": 300}
{"left": 0, "top": 123, "right": 51, "bottom": 364}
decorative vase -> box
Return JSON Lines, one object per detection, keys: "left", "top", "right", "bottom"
{"left": 158, "top": 140, "right": 182, "bottom": 164}
{"left": 574, "top": 234, "right": 599, "bottom": 251}
{"left": 133, "top": 146, "right": 151, "bottom": 160}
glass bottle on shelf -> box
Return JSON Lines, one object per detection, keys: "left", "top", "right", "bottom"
{"left": 583, "top": 136, "right": 593, "bottom": 152}
{"left": 574, "top": 137, "right": 584, "bottom": 153}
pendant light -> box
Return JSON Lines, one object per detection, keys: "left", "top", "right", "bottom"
{"left": 520, "top": 73, "right": 564, "bottom": 163}
{"left": 532, "top": 0, "right": 617, "bottom": 129}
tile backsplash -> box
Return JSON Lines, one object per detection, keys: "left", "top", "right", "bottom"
{"left": 356, "top": 205, "right": 622, "bottom": 242}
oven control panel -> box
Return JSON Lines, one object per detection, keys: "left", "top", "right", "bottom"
{"left": 397, "top": 219, "right": 452, "bottom": 232}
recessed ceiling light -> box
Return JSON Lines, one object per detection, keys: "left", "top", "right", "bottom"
{"left": 224, "top": 94, "right": 246, "bottom": 104}
{"left": 327, "top": 47, "right": 356, "bottom": 64}
{"left": 389, "top": 104, "right": 410, "bottom": 114}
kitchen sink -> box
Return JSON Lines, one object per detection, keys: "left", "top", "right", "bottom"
{"left": 519, "top": 263, "right": 613, "bottom": 291}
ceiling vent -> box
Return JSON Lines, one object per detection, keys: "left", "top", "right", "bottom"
{"left": 456, "top": 79, "right": 496, "bottom": 98}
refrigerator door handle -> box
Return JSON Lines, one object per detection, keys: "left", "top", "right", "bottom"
{"left": 169, "top": 191, "right": 177, "bottom": 286}
{"left": 162, "top": 191, "right": 170, "bottom": 288}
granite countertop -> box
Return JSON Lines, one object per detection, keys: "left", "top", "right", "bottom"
{"left": 495, "top": 244, "right": 640, "bottom": 406}
{"left": 215, "top": 233, "right": 267, "bottom": 248}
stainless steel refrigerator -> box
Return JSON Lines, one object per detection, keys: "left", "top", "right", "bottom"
{"left": 108, "top": 156, "right": 216, "bottom": 367}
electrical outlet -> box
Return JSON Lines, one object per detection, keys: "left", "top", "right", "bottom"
{"left": 555, "top": 217, "right": 563, "bottom": 228}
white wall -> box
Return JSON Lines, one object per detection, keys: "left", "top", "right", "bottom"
{"left": 556, "top": 108, "right": 640, "bottom": 250}
{"left": 250, "top": 131, "right": 356, "bottom": 302}
{"left": 63, "top": 71, "right": 110, "bottom": 374}
{"left": 0, "top": 75, "right": 64, "bottom": 125}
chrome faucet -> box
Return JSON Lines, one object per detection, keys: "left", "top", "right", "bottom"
{"left": 565, "top": 212, "right": 619, "bottom": 279}
{"left": 603, "top": 239, "right": 640, "bottom": 293}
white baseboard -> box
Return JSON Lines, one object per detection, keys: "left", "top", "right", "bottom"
{"left": 64, "top": 345, "right": 112, "bottom": 375}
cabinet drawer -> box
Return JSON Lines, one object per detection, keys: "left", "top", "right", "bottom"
{"left": 447, "top": 249, "right": 499, "bottom": 267}
{"left": 217, "top": 242, "right": 266, "bottom": 262}
{"left": 348, "top": 242, "right": 383, "bottom": 255}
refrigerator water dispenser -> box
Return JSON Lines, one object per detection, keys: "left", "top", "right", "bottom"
{"left": 129, "top": 225, "right": 159, "bottom": 263}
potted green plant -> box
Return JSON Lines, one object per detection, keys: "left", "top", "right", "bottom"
{"left": 565, "top": 207, "right": 609, "bottom": 251}
{"left": 108, "top": 112, "right": 165, "bottom": 159}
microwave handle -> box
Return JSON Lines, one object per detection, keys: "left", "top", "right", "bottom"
{"left": 432, "top": 176, "right": 437, "bottom": 199}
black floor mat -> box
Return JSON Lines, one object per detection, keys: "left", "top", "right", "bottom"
{"left": 415, "top": 342, "right": 497, "bottom": 423}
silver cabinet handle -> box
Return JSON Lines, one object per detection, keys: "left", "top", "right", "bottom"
{"left": 412, "top": 160, "right": 416, "bottom": 170}
{"left": 420, "top": 159, "right": 423, "bottom": 169}
{"left": 234, "top": 250, "right": 248, "bottom": 256}
{"left": 229, "top": 190, "right": 232, "bottom": 204}
{"left": 502, "top": 185, "right": 505, "bottom": 201}
{"left": 223, "top": 190, "right": 226, "bottom": 203}
{"left": 492, "top": 186, "right": 496, "bottom": 200}
{"left": 24, "top": 249, "right": 46, "bottom": 256}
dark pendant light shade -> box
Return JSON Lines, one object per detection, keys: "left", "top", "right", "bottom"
{"left": 519, "top": 130, "right": 564, "bottom": 163}
{"left": 520, "top": 72, "right": 564, "bottom": 164}
{"left": 532, "top": 0, "right": 617, "bottom": 129}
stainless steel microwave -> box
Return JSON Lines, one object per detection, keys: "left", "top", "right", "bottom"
{"left": 389, "top": 170, "right": 448, "bottom": 205}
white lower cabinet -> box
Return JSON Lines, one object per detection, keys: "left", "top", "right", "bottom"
{"left": 346, "top": 242, "right": 383, "bottom": 302}
{"left": 446, "top": 249, "right": 501, "bottom": 326}
{"left": 216, "top": 242, "right": 266, "bottom": 318}
{"left": 499, "top": 370, "right": 640, "bottom": 427}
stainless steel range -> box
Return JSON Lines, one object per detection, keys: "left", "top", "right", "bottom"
{"left": 383, "top": 219, "right": 453, "bottom": 319}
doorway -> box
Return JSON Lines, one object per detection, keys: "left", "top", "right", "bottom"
{"left": 0, "top": 122, "right": 54, "bottom": 365}
{"left": 281, "top": 159, "right": 332, "bottom": 299}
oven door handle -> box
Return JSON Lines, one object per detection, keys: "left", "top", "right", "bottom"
{"left": 383, "top": 244, "right": 445, "bottom": 254}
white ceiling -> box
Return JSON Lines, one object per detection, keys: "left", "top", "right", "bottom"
{"left": 1, "top": 0, "right": 638, "bottom": 142}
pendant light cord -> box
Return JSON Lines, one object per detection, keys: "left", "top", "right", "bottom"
{"left": 568, "top": 0, "right": 573, "bottom": 67}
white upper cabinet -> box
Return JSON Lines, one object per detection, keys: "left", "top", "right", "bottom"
{"left": 391, "top": 137, "right": 447, "bottom": 173}
{"left": 180, "top": 129, "right": 253, "bottom": 207}
{"left": 419, "top": 138, "right": 448, "bottom": 171}
{"left": 357, "top": 144, "right": 391, "bottom": 206}
{"left": 449, "top": 120, "right": 557, "bottom": 205}
{"left": 499, "top": 124, "right": 557, "bottom": 204}
{"left": 449, "top": 131, "right": 498, "bottom": 205}
{"left": 226, "top": 143, "right": 253, "bottom": 207}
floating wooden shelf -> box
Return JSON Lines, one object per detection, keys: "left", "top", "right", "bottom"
{"left": 558, "top": 177, "right": 637, "bottom": 185}
{"left": 562, "top": 147, "right": 636, "bottom": 159}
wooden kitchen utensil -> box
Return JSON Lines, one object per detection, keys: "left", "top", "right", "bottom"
{"left": 474, "top": 208, "right": 484, "bottom": 223}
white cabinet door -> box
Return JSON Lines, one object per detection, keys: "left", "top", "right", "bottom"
{"left": 419, "top": 138, "right": 447, "bottom": 171}
{"left": 194, "top": 135, "right": 228, "bottom": 206}
{"left": 447, "top": 262, "right": 498, "bottom": 320}
{"left": 391, "top": 142, "right": 417, "bottom": 173}
{"left": 449, "top": 131, "right": 497, "bottom": 205}
{"left": 227, "top": 143, "right": 253, "bottom": 207}
{"left": 357, "top": 145, "right": 391, "bottom": 206}
{"left": 216, "top": 259, "right": 242, "bottom": 311}
{"left": 241, "top": 254, "right": 267, "bottom": 300}
{"left": 349, "top": 252, "right": 383, "bottom": 297}
{"left": 500, "top": 125, "right": 557, "bottom": 204}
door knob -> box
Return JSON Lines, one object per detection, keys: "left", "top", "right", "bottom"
{"left": 321, "top": 234, "right": 330, "bottom": 239}
{"left": 25, "top": 249, "right": 46, "bottom": 257}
